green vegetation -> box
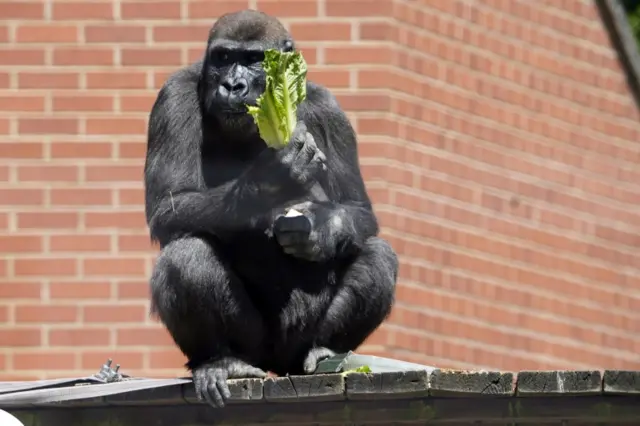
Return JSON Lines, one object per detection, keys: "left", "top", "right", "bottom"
{"left": 246, "top": 49, "right": 308, "bottom": 149}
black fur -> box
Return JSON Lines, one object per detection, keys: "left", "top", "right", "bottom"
{"left": 144, "top": 9, "right": 398, "bottom": 408}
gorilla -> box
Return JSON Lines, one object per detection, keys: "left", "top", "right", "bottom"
{"left": 144, "top": 9, "right": 398, "bottom": 408}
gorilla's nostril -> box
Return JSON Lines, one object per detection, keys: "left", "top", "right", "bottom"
{"left": 222, "top": 79, "right": 247, "bottom": 95}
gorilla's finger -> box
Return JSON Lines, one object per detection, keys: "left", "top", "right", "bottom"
{"left": 243, "top": 367, "right": 268, "bottom": 378}
{"left": 303, "top": 347, "right": 336, "bottom": 374}
{"left": 207, "top": 380, "right": 225, "bottom": 408}
{"left": 292, "top": 133, "right": 318, "bottom": 166}
{"left": 298, "top": 150, "right": 326, "bottom": 183}
{"left": 217, "top": 378, "right": 232, "bottom": 401}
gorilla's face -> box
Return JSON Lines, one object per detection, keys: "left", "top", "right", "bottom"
{"left": 201, "top": 37, "right": 295, "bottom": 135}
{"left": 201, "top": 41, "right": 269, "bottom": 132}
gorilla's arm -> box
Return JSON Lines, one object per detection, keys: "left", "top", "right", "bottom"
{"left": 278, "top": 86, "right": 380, "bottom": 261}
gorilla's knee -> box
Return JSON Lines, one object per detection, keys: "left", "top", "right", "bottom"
{"left": 364, "top": 236, "right": 399, "bottom": 286}
{"left": 150, "top": 237, "right": 215, "bottom": 316}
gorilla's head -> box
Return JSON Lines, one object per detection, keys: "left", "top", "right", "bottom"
{"left": 199, "top": 10, "right": 295, "bottom": 136}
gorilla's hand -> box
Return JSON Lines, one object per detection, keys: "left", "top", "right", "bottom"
{"left": 192, "top": 357, "right": 267, "bottom": 408}
{"left": 273, "top": 201, "right": 344, "bottom": 262}
{"left": 276, "top": 121, "right": 327, "bottom": 188}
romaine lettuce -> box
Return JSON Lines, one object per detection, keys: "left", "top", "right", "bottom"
{"left": 246, "top": 49, "right": 308, "bottom": 149}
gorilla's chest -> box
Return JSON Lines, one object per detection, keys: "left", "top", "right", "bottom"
{"left": 201, "top": 156, "right": 251, "bottom": 189}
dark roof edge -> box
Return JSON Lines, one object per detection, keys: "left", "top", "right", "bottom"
{"left": 596, "top": 0, "right": 640, "bottom": 109}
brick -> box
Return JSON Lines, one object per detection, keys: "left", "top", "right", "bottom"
{"left": 17, "top": 212, "right": 79, "bottom": 229}
{"left": 0, "top": 72, "right": 9, "bottom": 88}
{"left": 50, "top": 235, "right": 112, "bottom": 253}
{"left": 118, "top": 234, "right": 153, "bottom": 251}
{"left": 359, "top": 21, "right": 394, "bottom": 40}
{"left": 0, "top": 2, "right": 44, "bottom": 19}
{"left": 307, "top": 69, "right": 350, "bottom": 88}
{"left": 0, "top": 282, "right": 42, "bottom": 299}
{"left": 0, "top": 48, "right": 45, "bottom": 65}
{"left": 83, "top": 304, "right": 147, "bottom": 323}
{"left": 289, "top": 22, "right": 352, "bottom": 41}
{"left": 0, "top": 95, "right": 45, "bottom": 111}
{"left": 12, "top": 352, "right": 77, "bottom": 370}
{"left": 50, "top": 281, "right": 112, "bottom": 299}
{"left": 50, "top": 188, "right": 113, "bottom": 206}
{"left": 85, "top": 24, "right": 147, "bottom": 43}
{"left": 118, "top": 188, "right": 145, "bottom": 206}
{"left": 50, "top": 328, "right": 111, "bottom": 347}
{"left": 81, "top": 351, "right": 144, "bottom": 370}
{"left": 18, "top": 118, "right": 78, "bottom": 134}
{"left": 118, "top": 141, "right": 147, "bottom": 158}
{"left": 0, "top": 236, "right": 42, "bottom": 253}
{"left": 121, "top": 1, "right": 181, "bottom": 19}
{"left": 52, "top": 2, "right": 114, "bottom": 20}
{"left": 14, "top": 259, "right": 77, "bottom": 277}
{"left": 16, "top": 24, "right": 79, "bottom": 43}
{"left": 0, "top": 329, "right": 41, "bottom": 347}
{"left": 120, "top": 94, "right": 157, "bottom": 112}
{"left": 336, "top": 94, "right": 390, "bottom": 111}
{"left": 51, "top": 142, "right": 112, "bottom": 159}
{"left": 187, "top": 1, "right": 250, "bottom": 18}
{"left": 121, "top": 48, "right": 181, "bottom": 66}
{"left": 53, "top": 47, "right": 114, "bottom": 66}
{"left": 86, "top": 118, "right": 146, "bottom": 135}
{"left": 85, "top": 164, "right": 143, "bottom": 182}
{"left": 116, "top": 326, "right": 175, "bottom": 346}
{"left": 15, "top": 305, "right": 79, "bottom": 323}
{"left": 52, "top": 94, "right": 114, "bottom": 112}
{"left": 254, "top": 0, "right": 317, "bottom": 17}
{"left": 83, "top": 258, "right": 146, "bottom": 276}
{"left": 117, "top": 280, "right": 149, "bottom": 299}
{"left": 18, "top": 72, "right": 80, "bottom": 89}
{"left": 86, "top": 71, "right": 147, "bottom": 89}
{"left": 0, "top": 189, "right": 44, "bottom": 206}
{"left": 85, "top": 212, "right": 147, "bottom": 229}
{"left": 18, "top": 165, "right": 79, "bottom": 182}
{"left": 326, "top": 0, "right": 392, "bottom": 16}
{"left": 152, "top": 24, "right": 210, "bottom": 42}
{"left": 325, "top": 46, "right": 392, "bottom": 64}
{"left": 148, "top": 349, "right": 188, "bottom": 368}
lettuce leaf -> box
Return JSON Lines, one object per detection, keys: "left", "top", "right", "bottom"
{"left": 246, "top": 49, "right": 308, "bottom": 149}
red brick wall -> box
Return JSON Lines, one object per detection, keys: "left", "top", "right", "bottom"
{"left": 1, "top": 0, "right": 639, "bottom": 380}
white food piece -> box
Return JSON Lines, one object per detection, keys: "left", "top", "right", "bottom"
{"left": 285, "top": 209, "right": 304, "bottom": 218}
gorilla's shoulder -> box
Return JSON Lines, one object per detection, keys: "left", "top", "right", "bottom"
{"left": 159, "top": 61, "right": 204, "bottom": 95}
{"left": 303, "top": 81, "right": 341, "bottom": 115}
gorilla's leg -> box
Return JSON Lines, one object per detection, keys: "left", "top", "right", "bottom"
{"left": 303, "top": 237, "right": 399, "bottom": 373}
{"left": 150, "top": 236, "right": 267, "bottom": 407}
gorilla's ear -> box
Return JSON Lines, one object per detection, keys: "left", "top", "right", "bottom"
{"left": 283, "top": 39, "right": 295, "bottom": 52}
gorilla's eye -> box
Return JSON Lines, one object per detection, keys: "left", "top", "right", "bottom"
{"left": 248, "top": 52, "right": 264, "bottom": 64}
{"left": 212, "top": 50, "right": 230, "bottom": 64}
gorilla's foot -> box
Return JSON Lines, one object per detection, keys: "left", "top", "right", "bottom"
{"left": 192, "top": 357, "right": 267, "bottom": 408}
{"left": 303, "top": 346, "right": 336, "bottom": 374}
